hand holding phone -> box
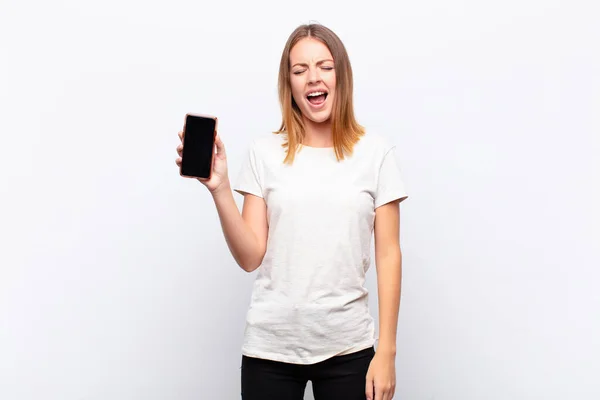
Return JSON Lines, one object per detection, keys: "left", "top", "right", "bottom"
{"left": 176, "top": 113, "right": 229, "bottom": 193}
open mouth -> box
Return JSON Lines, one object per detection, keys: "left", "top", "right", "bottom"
{"left": 306, "top": 91, "right": 328, "bottom": 106}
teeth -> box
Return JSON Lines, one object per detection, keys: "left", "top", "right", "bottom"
{"left": 307, "top": 91, "right": 325, "bottom": 97}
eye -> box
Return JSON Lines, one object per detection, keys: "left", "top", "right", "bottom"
{"left": 322, "top": 66, "right": 334, "bottom": 71}
{"left": 292, "top": 69, "right": 306, "bottom": 75}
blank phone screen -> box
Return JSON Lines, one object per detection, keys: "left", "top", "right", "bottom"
{"left": 181, "top": 115, "right": 216, "bottom": 179}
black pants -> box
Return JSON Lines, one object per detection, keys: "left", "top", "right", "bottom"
{"left": 241, "top": 346, "right": 375, "bottom": 400}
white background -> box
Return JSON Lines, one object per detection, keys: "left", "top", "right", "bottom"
{"left": 1, "top": 0, "right": 598, "bottom": 399}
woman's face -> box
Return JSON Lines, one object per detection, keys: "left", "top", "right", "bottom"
{"left": 289, "top": 37, "right": 336, "bottom": 124}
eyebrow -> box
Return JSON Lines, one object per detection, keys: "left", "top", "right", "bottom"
{"left": 291, "top": 59, "right": 334, "bottom": 68}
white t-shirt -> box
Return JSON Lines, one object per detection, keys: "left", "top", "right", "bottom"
{"left": 233, "top": 131, "right": 408, "bottom": 365}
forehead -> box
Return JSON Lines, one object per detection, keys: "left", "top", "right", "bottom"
{"left": 290, "top": 37, "right": 333, "bottom": 63}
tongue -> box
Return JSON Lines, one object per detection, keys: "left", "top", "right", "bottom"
{"left": 308, "top": 94, "right": 326, "bottom": 105}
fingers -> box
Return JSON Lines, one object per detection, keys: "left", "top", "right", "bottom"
{"left": 176, "top": 130, "right": 184, "bottom": 167}
{"left": 374, "top": 388, "right": 383, "bottom": 400}
{"left": 373, "top": 384, "right": 393, "bottom": 400}
{"left": 374, "top": 382, "right": 384, "bottom": 400}
{"left": 365, "top": 376, "right": 374, "bottom": 400}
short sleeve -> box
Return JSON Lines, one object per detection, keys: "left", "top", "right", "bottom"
{"left": 233, "top": 141, "right": 264, "bottom": 198}
{"left": 374, "top": 146, "right": 408, "bottom": 208}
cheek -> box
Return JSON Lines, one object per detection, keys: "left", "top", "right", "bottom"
{"left": 325, "top": 75, "right": 336, "bottom": 101}
{"left": 290, "top": 79, "right": 304, "bottom": 103}
{"left": 328, "top": 74, "right": 336, "bottom": 90}
{"left": 328, "top": 86, "right": 336, "bottom": 105}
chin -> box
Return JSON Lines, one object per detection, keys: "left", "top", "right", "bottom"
{"left": 305, "top": 112, "right": 332, "bottom": 124}
{"left": 301, "top": 103, "right": 333, "bottom": 124}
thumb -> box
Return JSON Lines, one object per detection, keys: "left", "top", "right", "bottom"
{"left": 215, "top": 134, "right": 226, "bottom": 157}
{"left": 365, "top": 374, "right": 374, "bottom": 400}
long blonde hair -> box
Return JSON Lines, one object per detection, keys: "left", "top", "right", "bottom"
{"left": 275, "top": 23, "right": 365, "bottom": 164}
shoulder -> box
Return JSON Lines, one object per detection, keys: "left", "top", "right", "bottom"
{"left": 248, "top": 132, "right": 286, "bottom": 154}
{"left": 243, "top": 132, "right": 285, "bottom": 156}
{"left": 243, "top": 132, "right": 287, "bottom": 167}
{"left": 353, "top": 131, "right": 396, "bottom": 159}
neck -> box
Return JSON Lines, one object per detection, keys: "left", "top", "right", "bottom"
{"left": 302, "top": 116, "right": 333, "bottom": 148}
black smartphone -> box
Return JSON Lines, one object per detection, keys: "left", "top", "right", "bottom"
{"left": 180, "top": 114, "right": 218, "bottom": 180}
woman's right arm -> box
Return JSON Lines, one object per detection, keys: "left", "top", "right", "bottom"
{"left": 176, "top": 130, "right": 267, "bottom": 272}
{"left": 211, "top": 185, "right": 268, "bottom": 272}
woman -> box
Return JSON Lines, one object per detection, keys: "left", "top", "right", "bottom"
{"left": 176, "top": 23, "right": 408, "bottom": 400}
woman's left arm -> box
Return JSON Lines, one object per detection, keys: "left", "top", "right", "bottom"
{"left": 365, "top": 199, "right": 402, "bottom": 400}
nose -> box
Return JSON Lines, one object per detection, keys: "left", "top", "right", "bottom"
{"left": 307, "top": 67, "right": 321, "bottom": 84}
